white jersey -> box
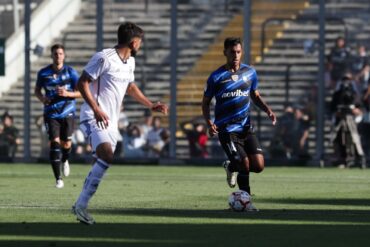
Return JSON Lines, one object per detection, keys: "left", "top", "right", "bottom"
{"left": 80, "top": 48, "right": 135, "bottom": 130}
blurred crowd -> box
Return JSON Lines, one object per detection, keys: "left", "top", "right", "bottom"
{"left": 0, "top": 111, "right": 20, "bottom": 162}
{"left": 326, "top": 36, "right": 370, "bottom": 167}
{"left": 269, "top": 36, "right": 370, "bottom": 167}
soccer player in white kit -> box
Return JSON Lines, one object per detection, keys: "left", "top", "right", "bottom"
{"left": 72, "top": 22, "right": 168, "bottom": 225}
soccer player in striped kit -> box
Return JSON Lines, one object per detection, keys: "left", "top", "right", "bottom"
{"left": 202, "top": 37, "right": 276, "bottom": 211}
{"left": 35, "top": 44, "right": 80, "bottom": 189}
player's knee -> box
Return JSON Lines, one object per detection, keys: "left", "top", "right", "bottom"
{"left": 60, "top": 141, "right": 72, "bottom": 149}
{"left": 254, "top": 163, "right": 264, "bottom": 173}
{"left": 96, "top": 143, "right": 114, "bottom": 164}
{"left": 249, "top": 154, "right": 264, "bottom": 173}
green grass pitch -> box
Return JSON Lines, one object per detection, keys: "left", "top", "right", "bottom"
{"left": 0, "top": 163, "right": 370, "bottom": 247}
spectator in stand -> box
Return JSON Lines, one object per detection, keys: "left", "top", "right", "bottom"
{"left": 180, "top": 119, "right": 209, "bottom": 158}
{"left": 71, "top": 126, "right": 91, "bottom": 161}
{"left": 269, "top": 105, "right": 295, "bottom": 159}
{"left": 145, "top": 116, "right": 165, "bottom": 158}
{"left": 159, "top": 128, "right": 170, "bottom": 158}
{"left": 0, "top": 123, "right": 8, "bottom": 160}
{"left": 351, "top": 44, "right": 369, "bottom": 95}
{"left": 140, "top": 109, "right": 153, "bottom": 141}
{"left": 291, "top": 105, "right": 311, "bottom": 159}
{"left": 327, "top": 36, "right": 351, "bottom": 87}
{"left": 123, "top": 124, "right": 146, "bottom": 158}
{"left": 1, "top": 112, "right": 20, "bottom": 162}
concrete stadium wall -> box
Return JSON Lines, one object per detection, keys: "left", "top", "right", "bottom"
{"left": 0, "top": 0, "right": 81, "bottom": 96}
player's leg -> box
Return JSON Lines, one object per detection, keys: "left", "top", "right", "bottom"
{"left": 219, "top": 132, "right": 239, "bottom": 188}
{"left": 73, "top": 122, "right": 117, "bottom": 224}
{"left": 45, "top": 118, "right": 63, "bottom": 188}
{"left": 245, "top": 132, "right": 265, "bottom": 174}
{"left": 60, "top": 117, "right": 74, "bottom": 177}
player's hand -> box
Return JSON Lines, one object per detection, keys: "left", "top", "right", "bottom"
{"left": 152, "top": 102, "right": 168, "bottom": 115}
{"left": 56, "top": 86, "right": 69, "bottom": 97}
{"left": 208, "top": 123, "right": 218, "bottom": 137}
{"left": 42, "top": 97, "right": 51, "bottom": 105}
{"left": 267, "top": 110, "right": 277, "bottom": 125}
{"left": 94, "top": 107, "right": 110, "bottom": 129}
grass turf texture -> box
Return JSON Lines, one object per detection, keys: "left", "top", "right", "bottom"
{"left": 0, "top": 164, "right": 370, "bottom": 247}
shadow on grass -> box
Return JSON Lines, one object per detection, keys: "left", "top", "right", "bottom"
{"left": 1, "top": 220, "right": 370, "bottom": 247}
{"left": 1, "top": 206, "right": 370, "bottom": 247}
{"left": 94, "top": 208, "right": 370, "bottom": 223}
{"left": 257, "top": 198, "right": 370, "bottom": 207}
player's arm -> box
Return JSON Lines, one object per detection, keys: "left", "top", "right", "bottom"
{"left": 34, "top": 86, "right": 50, "bottom": 105}
{"left": 56, "top": 87, "right": 81, "bottom": 98}
{"left": 56, "top": 69, "right": 81, "bottom": 98}
{"left": 126, "top": 82, "right": 168, "bottom": 115}
{"left": 77, "top": 71, "right": 109, "bottom": 127}
{"left": 202, "top": 96, "right": 218, "bottom": 136}
{"left": 250, "top": 89, "right": 277, "bottom": 125}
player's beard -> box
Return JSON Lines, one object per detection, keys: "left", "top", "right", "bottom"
{"left": 131, "top": 49, "right": 138, "bottom": 57}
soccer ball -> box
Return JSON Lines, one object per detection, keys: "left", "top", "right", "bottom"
{"left": 228, "top": 190, "right": 251, "bottom": 212}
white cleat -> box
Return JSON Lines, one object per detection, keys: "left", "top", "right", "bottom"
{"left": 55, "top": 179, "right": 64, "bottom": 189}
{"left": 62, "top": 160, "right": 70, "bottom": 177}
{"left": 222, "top": 160, "right": 237, "bottom": 188}
{"left": 245, "top": 201, "right": 259, "bottom": 212}
{"left": 72, "top": 204, "right": 95, "bottom": 225}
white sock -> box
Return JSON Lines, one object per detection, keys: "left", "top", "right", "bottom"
{"left": 75, "top": 158, "right": 109, "bottom": 208}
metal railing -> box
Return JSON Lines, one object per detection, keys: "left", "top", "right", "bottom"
{"left": 260, "top": 16, "right": 347, "bottom": 61}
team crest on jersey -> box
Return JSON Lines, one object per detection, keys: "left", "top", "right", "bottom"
{"left": 53, "top": 74, "right": 57, "bottom": 80}
{"left": 231, "top": 75, "right": 239, "bottom": 81}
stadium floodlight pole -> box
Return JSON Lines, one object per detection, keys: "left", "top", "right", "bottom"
{"left": 243, "top": 0, "right": 251, "bottom": 65}
{"left": 96, "top": 0, "right": 103, "bottom": 51}
{"left": 169, "top": 0, "right": 178, "bottom": 159}
{"left": 13, "top": 0, "right": 19, "bottom": 32}
{"left": 316, "top": 0, "right": 326, "bottom": 166}
{"left": 24, "top": 0, "right": 31, "bottom": 161}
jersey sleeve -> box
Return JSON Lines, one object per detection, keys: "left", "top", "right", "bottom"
{"left": 251, "top": 68, "right": 258, "bottom": 91}
{"left": 203, "top": 74, "right": 215, "bottom": 98}
{"left": 83, "top": 52, "right": 109, "bottom": 80}
{"left": 69, "top": 67, "right": 80, "bottom": 90}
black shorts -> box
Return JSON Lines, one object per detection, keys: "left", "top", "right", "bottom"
{"left": 218, "top": 129, "right": 263, "bottom": 161}
{"left": 44, "top": 116, "right": 74, "bottom": 142}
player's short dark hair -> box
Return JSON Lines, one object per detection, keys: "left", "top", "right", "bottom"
{"left": 50, "top": 43, "right": 65, "bottom": 54}
{"left": 224, "top": 37, "right": 242, "bottom": 50}
{"left": 117, "top": 22, "right": 144, "bottom": 45}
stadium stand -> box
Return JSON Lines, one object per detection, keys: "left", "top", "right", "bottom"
{"left": 0, "top": 0, "right": 370, "bottom": 161}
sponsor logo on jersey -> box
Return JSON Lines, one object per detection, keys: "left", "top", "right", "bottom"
{"left": 231, "top": 75, "right": 239, "bottom": 81}
{"left": 221, "top": 89, "right": 249, "bottom": 98}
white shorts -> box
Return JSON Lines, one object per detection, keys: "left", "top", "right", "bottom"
{"left": 80, "top": 119, "right": 120, "bottom": 153}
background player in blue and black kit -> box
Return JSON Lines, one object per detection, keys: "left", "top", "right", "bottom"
{"left": 35, "top": 44, "right": 81, "bottom": 188}
{"left": 202, "top": 37, "right": 277, "bottom": 210}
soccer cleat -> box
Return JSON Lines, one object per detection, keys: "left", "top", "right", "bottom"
{"left": 62, "top": 160, "right": 70, "bottom": 177}
{"left": 55, "top": 179, "right": 64, "bottom": 189}
{"left": 72, "top": 204, "right": 95, "bottom": 225}
{"left": 245, "top": 201, "right": 259, "bottom": 212}
{"left": 222, "top": 160, "right": 237, "bottom": 188}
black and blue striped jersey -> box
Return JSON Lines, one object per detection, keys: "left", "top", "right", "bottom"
{"left": 204, "top": 63, "right": 258, "bottom": 133}
{"left": 36, "top": 64, "right": 79, "bottom": 119}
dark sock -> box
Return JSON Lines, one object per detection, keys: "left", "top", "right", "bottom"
{"left": 237, "top": 172, "right": 250, "bottom": 194}
{"left": 61, "top": 147, "right": 71, "bottom": 163}
{"left": 51, "top": 161, "right": 62, "bottom": 180}
{"left": 50, "top": 142, "right": 61, "bottom": 180}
